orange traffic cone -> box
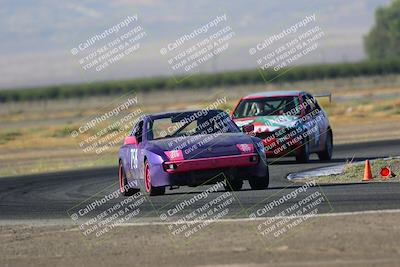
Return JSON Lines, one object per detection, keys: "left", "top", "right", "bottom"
{"left": 363, "top": 160, "right": 373, "bottom": 181}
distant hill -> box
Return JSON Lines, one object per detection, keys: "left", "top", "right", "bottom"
{"left": 0, "top": 0, "right": 392, "bottom": 89}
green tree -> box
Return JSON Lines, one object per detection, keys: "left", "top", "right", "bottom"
{"left": 364, "top": 0, "right": 400, "bottom": 60}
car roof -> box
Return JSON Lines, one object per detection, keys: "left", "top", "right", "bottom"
{"left": 242, "top": 90, "right": 306, "bottom": 99}
{"left": 146, "top": 109, "right": 226, "bottom": 119}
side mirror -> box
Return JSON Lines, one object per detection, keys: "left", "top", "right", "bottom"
{"left": 124, "top": 136, "right": 138, "bottom": 145}
{"left": 242, "top": 124, "right": 254, "bottom": 133}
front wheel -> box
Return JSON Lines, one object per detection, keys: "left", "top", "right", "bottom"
{"left": 118, "top": 161, "right": 139, "bottom": 196}
{"left": 248, "top": 172, "right": 269, "bottom": 190}
{"left": 296, "top": 139, "right": 310, "bottom": 163}
{"left": 318, "top": 130, "right": 333, "bottom": 160}
{"left": 144, "top": 161, "right": 165, "bottom": 196}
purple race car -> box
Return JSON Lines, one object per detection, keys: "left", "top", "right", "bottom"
{"left": 118, "top": 109, "right": 269, "bottom": 196}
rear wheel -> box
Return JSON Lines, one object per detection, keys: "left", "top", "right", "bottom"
{"left": 248, "top": 171, "right": 269, "bottom": 190}
{"left": 318, "top": 130, "right": 333, "bottom": 160}
{"left": 118, "top": 161, "right": 138, "bottom": 196}
{"left": 144, "top": 161, "right": 165, "bottom": 196}
{"left": 296, "top": 138, "right": 310, "bottom": 163}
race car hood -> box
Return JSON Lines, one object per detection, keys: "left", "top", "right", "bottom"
{"left": 234, "top": 115, "right": 300, "bottom": 133}
{"left": 148, "top": 133, "right": 255, "bottom": 159}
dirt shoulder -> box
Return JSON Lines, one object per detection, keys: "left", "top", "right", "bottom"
{"left": 1, "top": 211, "right": 400, "bottom": 267}
{"left": 291, "top": 158, "right": 400, "bottom": 184}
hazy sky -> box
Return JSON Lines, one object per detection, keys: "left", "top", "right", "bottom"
{"left": 0, "top": 0, "right": 391, "bottom": 89}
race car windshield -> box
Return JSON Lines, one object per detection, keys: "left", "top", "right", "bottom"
{"left": 232, "top": 96, "right": 301, "bottom": 118}
{"left": 148, "top": 110, "right": 240, "bottom": 140}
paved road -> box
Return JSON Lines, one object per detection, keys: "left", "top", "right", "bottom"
{"left": 0, "top": 139, "right": 399, "bottom": 224}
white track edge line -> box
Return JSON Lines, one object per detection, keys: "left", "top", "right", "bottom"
{"left": 117, "top": 208, "right": 400, "bottom": 227}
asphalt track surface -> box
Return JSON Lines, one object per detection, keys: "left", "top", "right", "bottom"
{"left": 0, "top": 139, "right": 399, "bottom": 224}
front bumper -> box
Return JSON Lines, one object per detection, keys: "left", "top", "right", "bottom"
{"left": 149, "top": 152, "right": 269, "bottom": 187}
{"left": 163, "top": 153, "right": 259, "bottom": 173}
{"left": 260, "top": 133, "right": 303, "bottom": 157}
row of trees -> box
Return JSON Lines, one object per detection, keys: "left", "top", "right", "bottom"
{"left": 1, "top": 59, "right": 399, "bottom": 102}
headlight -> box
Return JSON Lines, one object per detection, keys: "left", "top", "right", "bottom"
{"left": 236, "top": 143, "right": 254, "bottom": 153}
{"left": 164, "top": 150, "right": 184, "bottom": 161}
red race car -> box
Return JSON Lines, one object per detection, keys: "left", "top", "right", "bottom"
{"left": 231, "top": 90, "right": 333, "bottom": 163}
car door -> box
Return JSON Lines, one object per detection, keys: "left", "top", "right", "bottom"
{"left": 301, "top": 94, "right": 320, "bottom": 151}
{"left": 311, "top": 97, "right": 330, "bottom": 150}
{"left": 125, "top": 120, "right": 143, "bottom": 183}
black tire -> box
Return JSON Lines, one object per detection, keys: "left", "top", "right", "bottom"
{"left": 224, "top": 178, "right": 243, "bottom": 191}
{"left": 149, "top": 186, "right": 165, "bottom": 196}
{"left": 296, "top": 138, "right": 310, "bottom": 163}
{"left": 118, "top": 161, "right": 139, "bottom": 196}
{"left": 248, "top": 171, "right": 269, "bottom": 190}
{"left": 144, "top": 160, "right": 165, "bottom": 196}
{"left": 318, "top": 130, "right": 333, "bottom": 160}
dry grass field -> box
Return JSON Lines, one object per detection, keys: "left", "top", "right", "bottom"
{"left": 0, "top": 75, "right": 399, "bottom": 177}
